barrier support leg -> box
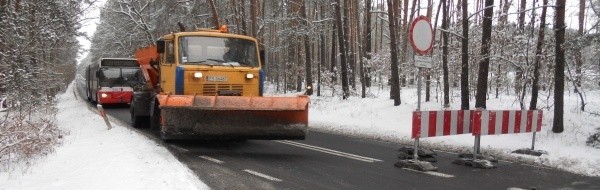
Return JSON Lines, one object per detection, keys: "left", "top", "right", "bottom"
{"left": 453, "top": 135, "right": 497, "bottom": 169}
{"left": 512, "top": 132, "right": 547, "bottom": 156}
{"left": 474, "top": 136, "right": 480, "bottom": 159}
{"left": 413, "top": 138, "right": 419, "bottom": 162}
{"left": 395, "top": 137, "right": 437, "bottom": 171}
{"left": 532, "top": 132, "right": 536, "bottom": 150}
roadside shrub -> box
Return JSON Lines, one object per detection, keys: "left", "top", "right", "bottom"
{"left": 587, "top": 128, "right": 600, "bottom": 149}
{"left": 0, "top": 103, "right": 63, "bottom": 171}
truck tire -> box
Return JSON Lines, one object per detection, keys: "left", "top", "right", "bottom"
{"left": 150, "top": 100, "right": 161, "bottom": 130}
{"left": 130, "top": 105, "right": 146, "bottom": 128}
{"left": 86, "top": 89, "right": 91, "bottom": 101}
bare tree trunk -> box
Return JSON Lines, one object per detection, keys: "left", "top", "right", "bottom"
{"left": 250, "top": 0, "right": 258, "bottom": 38}
{"left": 334, "top": 0, "right": 350, "bottom": 99}
{"left": 331, "top": 19, "right": 337, "bottom": 82}
{"left": 387, "top": 0, "right": 401, "bottom": 106}
{"left": 553, "top": 0, "right": 566, "bottom": 133}
{"left": 530, "top": 0, "right": 547, "bottom": 110}
{"left": 575, "top": 0, "right": 585, "bottom": 92}
{"left": 300, "top": 0, "right": 313, "bottom": 95}
{"left": 240, "top": 0, "right": 248, "bottom": 35}
{"left": 460, "top": 0, "right": 469, "bottom": 110}
{"left": 518, "top": 0, "right": 526, "bottom": 29}
{"left": 475, "top": 0, "right": 494, "bottom": 109}
{"left": 425, "top": 0, "right": 433, "bottom": 102}
{"left": 529, "top": 0, "right": 537, "bottom": 34}
{"left": 360, "top": 0, "right": 372, "bottom": 98}
{"left": 318, "top": 3, "right": 327, "bottom": 97}
{"left": 343, "top": 0, "right": 356, "bottom": 90}
{"left": 208, "top": 0, "right": 220, "bottom": 28}
{"left": 231, "top": 0, "right": 241, "bottom": 33}
{"left": 442, "top": 0, "right": 450, "bottom": 108}
{"left": 0, "top": 0, "right": 5, "bottom": 64}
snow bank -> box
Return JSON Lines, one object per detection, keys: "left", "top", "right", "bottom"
{"left": 0, "top": 83, "right": 209, "bottom": 190}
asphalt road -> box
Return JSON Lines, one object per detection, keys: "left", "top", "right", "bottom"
{"left": 75, "top": 77, "right": 600, "bottom": 190}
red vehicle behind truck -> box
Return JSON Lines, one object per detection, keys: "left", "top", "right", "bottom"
{"left": 86, "top": 58, "right": 144, "bottom": 105}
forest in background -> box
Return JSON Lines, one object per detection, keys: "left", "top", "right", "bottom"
{"left": 83, "top": 0, "right": 600, "bottom": 126}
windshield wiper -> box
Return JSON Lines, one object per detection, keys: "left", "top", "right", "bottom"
{"left": 237, "top": 62, "right": 255, "bottom": 67}
{"left": 206, "top": 59, "right": 225, "bottom": 63}
{"left": 185, "top": 61, "right": 219, "bottom": 66}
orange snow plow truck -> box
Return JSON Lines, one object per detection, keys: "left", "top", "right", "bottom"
{"left": 130, "top": 26, "right": 309, "bottom": 141}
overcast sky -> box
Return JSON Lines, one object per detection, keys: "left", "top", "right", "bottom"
{"left": 77, "top": 0, "right": 105, "bottom": 64}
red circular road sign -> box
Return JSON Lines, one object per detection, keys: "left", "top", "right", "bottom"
{"left": 409, "top": 16, "right": 434, "bottom": 55}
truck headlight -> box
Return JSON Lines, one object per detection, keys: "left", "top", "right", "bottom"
{"left": 194, "top": 72, "right": 203, "bottom": 78}
{"left": 246, "top": 73, "right": 254, "bottom": 79}
{"left": 101, "top": 93, "right": 108, "bottom": 98}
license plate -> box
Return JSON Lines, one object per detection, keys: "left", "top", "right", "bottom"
{"left": 206, "top": 76, "right": 227, "bottom": 82}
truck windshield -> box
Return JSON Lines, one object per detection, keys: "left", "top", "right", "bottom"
{"left": 98, "top": 68, "right": 143, "bottom": 87}
{"left": 178, "top": 36, "right": 259, "bottom": 67}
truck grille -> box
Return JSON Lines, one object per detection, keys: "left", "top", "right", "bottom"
{"left": 203, "top": 84, "right": 243, "bottom": 96}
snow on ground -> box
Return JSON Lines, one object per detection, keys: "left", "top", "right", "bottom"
{"left": 0, "top": 83, "right": 209, "bottom": 190}
{"left": 308, "top": 86, "right": 600, "bottom": 177}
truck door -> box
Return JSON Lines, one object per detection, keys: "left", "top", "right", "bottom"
{"left": 160, "top": 40, "right": 177, "bottom": 94}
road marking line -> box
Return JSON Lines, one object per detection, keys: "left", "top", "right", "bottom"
{"left": 243, "top": 169, "right": 282, "bottom": 182}
{"left": 170, "top": 145, "right": 189, "bottom": 152}
{"left": 402, "top": 168, "right": 455, "bottom": 178}
{"left": 199, "top": 155, "right": 224, "bottom": 164}
{"left": 275, "top": 140, "right": 383, "bottom": 163}
{"left": 507, "top": 187, "right": 527, "bottom": 190}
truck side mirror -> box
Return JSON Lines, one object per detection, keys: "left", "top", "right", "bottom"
{"left": 260, "top": 49, "right": 266, "bottom": 66}
{"left": 156, "top": 40, "right": 165, "bottom": 53}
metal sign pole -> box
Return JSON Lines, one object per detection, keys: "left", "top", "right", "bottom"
{"left": 396, "top": 15, "right": 438, "bottom": 171}
{"left": 414, "top": 67, "right": 422, "bottom": 162}
{"left": 417, "top": 67, "right": 422, "bottom": 111}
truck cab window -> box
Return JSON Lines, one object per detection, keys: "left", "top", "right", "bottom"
{"left": 165, "top": 41, "right": 175, "bottom": 63}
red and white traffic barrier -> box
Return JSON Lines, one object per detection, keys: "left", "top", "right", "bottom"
{"left": 412, "top": 110, "right": 473, "bottom": 138}
{"left": 472, "top": 110, "right": 543, "bottom": 136}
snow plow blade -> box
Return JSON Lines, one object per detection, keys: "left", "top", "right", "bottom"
{"left": 157, "top": 95, "right": 309, "bottom": 140}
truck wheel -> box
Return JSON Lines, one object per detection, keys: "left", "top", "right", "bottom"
{"left": 86, "top": 89, "right": 91, "bottom": 101}
{"left": 130, "top": 105, "right": 146, "bottom": 128}
{"left": 132, "top": 115, "right": 144, "bottom": 128}
{"left": 93, "top": 94, "right": 98, "bottom": 104}
{"left": 160, "top": 131, "right": 172, "bottom": 142}
{"left": 150, "top": 100, "right": 161, "bottom": 130}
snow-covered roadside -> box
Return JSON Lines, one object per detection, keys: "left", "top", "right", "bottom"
{"left": 0, "top": 82, "right": 209, "bottom": 190}
{"left": 309, "top": 87, "right": 600, "bottom": 177}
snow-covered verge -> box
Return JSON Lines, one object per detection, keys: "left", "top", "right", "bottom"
{"left": 308, "top": 87, "right": 600, "bottom": 177}
{"left": 0, "top": 82, "right": 209, "bottom": 190}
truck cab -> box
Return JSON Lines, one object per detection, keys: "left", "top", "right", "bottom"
{"left": 156, "top": 29, "right": 263, "bottom": 97}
